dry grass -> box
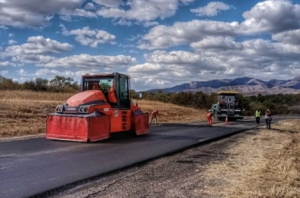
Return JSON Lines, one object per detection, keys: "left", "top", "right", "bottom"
{"left": 0, "top": 91, "right": 206, "bottom": 138}
{"left": 136, "top": 99, "right": 206, "bottom": 124}
{"left": 0, "top": 90, "right": 75, "bottom": 101}
{"left": 198, "top": 119, "right": 300, "bottom": 198}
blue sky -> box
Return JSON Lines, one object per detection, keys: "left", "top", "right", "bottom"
{"left": 0, "top": 0, "right": 300, "bottom": 91}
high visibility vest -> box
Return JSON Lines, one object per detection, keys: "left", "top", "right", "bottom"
{"left": 255, "top": 111, "right": 261, "bottom": 117}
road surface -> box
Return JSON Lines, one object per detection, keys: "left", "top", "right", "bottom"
{"left": 0, "top": 117, "right": 290, "bottom": 198}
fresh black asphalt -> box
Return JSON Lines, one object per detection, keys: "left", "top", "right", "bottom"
{"left": 0, "top": 117, "right": 296, "bottom": 198}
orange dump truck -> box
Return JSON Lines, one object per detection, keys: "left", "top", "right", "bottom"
{"left": 46, "top": 72, "right": 149, "bottom": 142}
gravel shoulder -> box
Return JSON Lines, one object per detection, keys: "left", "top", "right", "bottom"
{"left": 47, "top": 119, "right": 300, "bottom": 198}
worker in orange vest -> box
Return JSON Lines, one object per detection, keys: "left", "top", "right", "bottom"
{"left": 207, "top": 110, "right": 213, "bottom": 126}
{"left": 150, "top": 109, "right": 159, "bottom": 125}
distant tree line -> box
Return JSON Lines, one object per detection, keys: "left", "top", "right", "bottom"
{"left": 130, "top": 90, "right": 300, "bottom": 115}
{"left": 1, "top": 75, "right": 300, "bottom": 115}
{"left": 0, "top": 75, "right": 80, "bottom": 92}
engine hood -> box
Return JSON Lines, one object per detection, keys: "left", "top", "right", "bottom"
{"left": 66, "top": 90, "right": 107, "bottom": 106}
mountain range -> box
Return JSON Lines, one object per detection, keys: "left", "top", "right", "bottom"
{"left": 147, "top": 77, "right": 300, "bottom": 96}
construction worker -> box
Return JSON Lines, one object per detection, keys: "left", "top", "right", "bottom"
{"left": 255, "top": 110, "right": 261, "bottom": 125}
{"left": 265, "top": 109, "right": 272, "bottom": 129}
{"left": 92, "top": 82, "right": 102, "bottom": 90}
{"left": 207, "top": 110, "right": 213, "bottom": 126}
{"left": 150, "top": 109, "right": 159, "bottom": 125}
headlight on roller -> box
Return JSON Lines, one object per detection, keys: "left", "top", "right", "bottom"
{"left": 79, "top": 105, "right": 90, "bottom": 113}
{"left": 55, "top": 105, "right": 63, "bottom": 113}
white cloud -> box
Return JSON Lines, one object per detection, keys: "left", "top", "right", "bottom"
{"left": 3, "top": 36, "right": 72, "bottom": 64}
{"left": 59, "top": 8, "right": 97, "bottom": 20}
{"left": 64, "top": 26, "right": 116, "bottom": 47}
{"left": 93, "top": 0, "right": 123, "bottom": 8}
{"left": 84, "top": 3, "right": 96, "bottom": 10}
{"left": 138, "top": 0, "right": 300, "bottom": 50}
{"left": 42, "top": 54, "right": 136, "bottom": 69}
{"left": 0, "top": 61, "right": 9, "bottom": 66}
{"left": 0, "top": 25, "right": 8, "bottom": 29}
{"left": 272, "top": 29, "right": 300, "bottom": 45}
{"left": 0, "top": 0, "right": 95, "bottom": 27}
{"left": 8, "top": 33, "right": 14, "bottom": 38}
{"left": 190, "top": 36, "right": 243, "bottom": 51}
{"left": 0, "top": 70, "right": 8, "bottom": 76}
{"left": 138, "top": 20, "right": 239, "bottom": 49}
{"left": 19, "top": 68, "right": 27, "bottom": 74}
{"left": 34, "top": 68, "right": 83, "bottom": 77}
{"left": 8, "top": 39, "right": 17, "bottom": 45}
{"left": 12, "top": 55, "right": 56, "bottom": 64}
{"left": 191, "top": 2, "right": 232, "bottom": 17}
{"left": 240, "top": 0, "right": 300, "bottom": 34}
{"left": 128, "top": 35, "right": 300, "bottom": 90}
{"left": 96, "top": 0, "right": 194, "bottom": 22}
{"left": 143, "top": 21, "right": 159, "bottom": 27}
{"left": 5, "top": 36, "right": 72, "bottom": 55}
{"left": 113, "top": 19, "right": 132, "bottom": 26}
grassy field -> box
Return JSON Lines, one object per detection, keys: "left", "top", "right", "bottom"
{"left": 0, "top": 90, "right": 206, "bottom": 138}
{"left": 199, "top": 119, "right": 300, "bottom": 198}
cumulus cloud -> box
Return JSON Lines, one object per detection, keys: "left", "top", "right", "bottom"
{"left": 84, "top": 3, "right": 96, "bottom": 10}
{"left": 240, "top": 0, "right": 300, "bottom": 34}
{"left": 138, "top": 0, "right": 300, "bottom": 50}
{"left": 0, "top": 70, "right": 8, "bottom": 76}
{"left": 19, "top": 68, "right": 27, "bottom": 74}
{"left": 0, "top": 0, "right": 96, "bottom": 27}
{"left": 3, "top": 36, "right": 72, "bottom": 64}
{"left": 93, "top": 0, "right": 123, "bottom": 8}
{"left": 12, "top": 55, "right": 56, "bottom": 64}
{"left": 96, "top": 0, "right": 195, "bottom": 24}
{"left": 272, "top": 29, "right": 300, "bottom": 45}
{"left": 129, "top": 35, "right": 300, "bottom": 90}
{"left": 0, "top": 61, "right": 9, "bottom": 66}
{"left": 42, "top": 54, "right": 136, "bottom": 69}
{"left": 63, "top": 26, "right": 116, "bottom": 47}
{"left": 5, "top": 36, "right": 72, "bottom": 55}
{"left": 138, "top": 20, "right": 239, "bottom": 49}
{"left": 34, "top": 68, "right": 84, "bottom": 77}
{"left": 190, "top": 36, "right": 243, "bottom": 51}
{"left": 8, "top": 39, "right": 17, "bottom": 45}
{"left": 128, "top": 50, "right": 227, "bottom": 90}
{"left": 143, "top": 21, "right": 159, "bottom": 27}
{"left": 191, "top": 2, "right": 232, "bottom": 17}
{"left": 59, "top": 8, "right": 97, "bottom": 20}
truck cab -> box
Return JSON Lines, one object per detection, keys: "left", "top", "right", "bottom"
{"left": 216, "top": 91, "right": 244, "bottom": 121}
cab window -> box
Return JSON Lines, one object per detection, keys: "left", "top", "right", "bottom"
{"left": 119, "top": 75, "right": 130, "bottom": 108}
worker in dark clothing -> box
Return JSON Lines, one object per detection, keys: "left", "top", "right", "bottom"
{"left": 265, "top": 109, "right": 272, "bottom": 129}
{"left": 255, "top": 110, "right": 261, "bottom": 125}
{"left": 150, "top": 110, "right": 159, "bottom": 125}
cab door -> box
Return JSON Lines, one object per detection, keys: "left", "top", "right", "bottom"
{"left": 118, "top": 75, "right": 131, "bottom": 109}
{"left": 110, "top": 74, "right": 132, "bottom": 132}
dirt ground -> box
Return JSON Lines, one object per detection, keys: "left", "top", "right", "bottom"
{"left": 48, "top": 119, "right": 300, "bottom": 198}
